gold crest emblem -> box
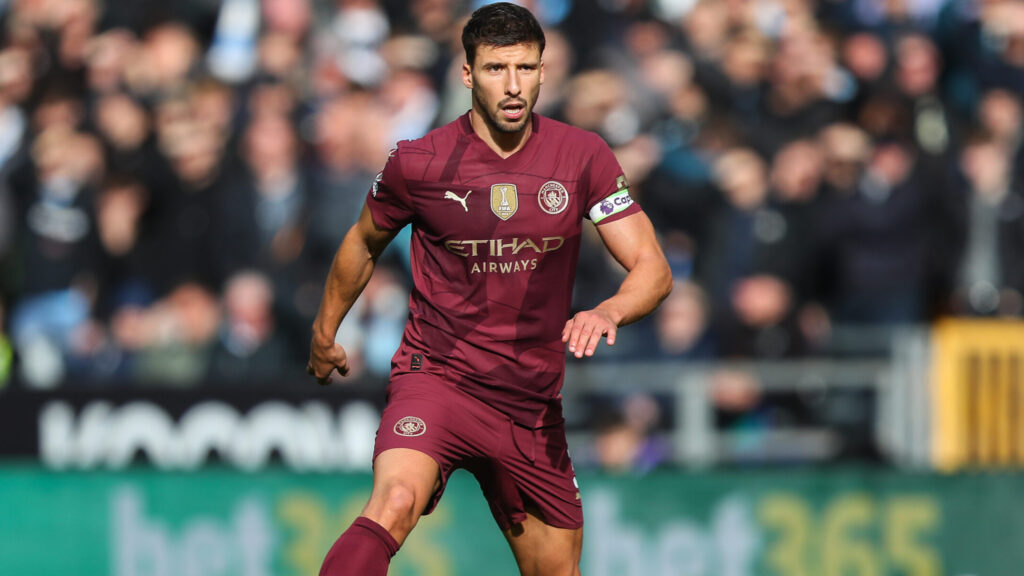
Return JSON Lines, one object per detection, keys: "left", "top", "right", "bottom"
{"left": 490, "top": 183, "right": 518, "bottom": 220}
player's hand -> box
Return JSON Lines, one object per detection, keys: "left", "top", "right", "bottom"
{"left": 307, "top": 335, "right": 350, "bottom": 385}
{"left": 562, "top": 308, "right": 618, "bottom": 358}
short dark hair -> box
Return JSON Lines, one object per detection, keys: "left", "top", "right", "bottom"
{"left": 461, "top": 2, "right": 545, "bottom": 66}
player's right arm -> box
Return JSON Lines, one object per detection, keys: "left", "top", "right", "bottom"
{"left": 307, "top": 203, "right": 400, "bottom": 384}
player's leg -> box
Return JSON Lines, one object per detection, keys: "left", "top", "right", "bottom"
{"left": 321, "top": 372, "right": 468, "bottom": 576}
{"left": 319, "top": 448, "right": 440, "bottom": 576}
{"left": 503, "top": 509, "right": 583, "bottom": 576}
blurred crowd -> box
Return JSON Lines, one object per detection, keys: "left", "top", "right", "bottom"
{"left": 0, "top": 0, "right": 1022, "bottom": 392}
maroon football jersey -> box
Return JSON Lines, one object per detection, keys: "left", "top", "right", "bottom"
{"left": 367, "top": 113, "right": 641, "bottom": 427}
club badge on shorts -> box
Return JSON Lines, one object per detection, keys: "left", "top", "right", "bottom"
{"left": 394, "top": 416, "right": 427, "bottom": 437}
{"left": 491, "top": 183, "right": 518, "bottom": 220}
{"left": 537, "top": 181, "right": 569, "bottom": 215}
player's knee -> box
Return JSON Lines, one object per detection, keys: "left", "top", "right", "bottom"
{"left": 380, "top": 482, "right": 419, "bottom": 520}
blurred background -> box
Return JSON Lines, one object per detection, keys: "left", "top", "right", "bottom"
{"left": 1, "top": 0, "right": 1023, "bottom": 573}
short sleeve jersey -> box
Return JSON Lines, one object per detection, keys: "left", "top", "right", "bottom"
{"left": 367, "top": 113, "right": 641, "bottom": 427}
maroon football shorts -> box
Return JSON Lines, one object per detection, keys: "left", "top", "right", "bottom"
{"left": 373, "top": 372, "right": 583, "bottom": 530}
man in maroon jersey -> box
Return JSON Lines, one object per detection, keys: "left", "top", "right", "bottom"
{"left": 307, "top": 3, "right": 672, "bottom": 575}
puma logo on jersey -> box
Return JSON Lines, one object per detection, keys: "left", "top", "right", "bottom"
{"left": 444, "top": 190, "right": 471, "bottom": 212}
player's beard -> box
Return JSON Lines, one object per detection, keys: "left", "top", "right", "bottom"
{"left": 473, "top": 89, "right": 536, "bottom": 134}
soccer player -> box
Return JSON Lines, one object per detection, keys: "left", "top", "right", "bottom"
{"left": 307, "top": 3, "right": 672, "bottom": 575}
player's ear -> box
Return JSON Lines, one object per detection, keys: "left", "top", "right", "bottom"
{"left": 462, "top": 61, "right": 473, "bottom": 89}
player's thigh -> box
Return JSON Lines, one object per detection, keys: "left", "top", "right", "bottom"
{"left": 503, "top": 508, "right": 583, "bottom": 576}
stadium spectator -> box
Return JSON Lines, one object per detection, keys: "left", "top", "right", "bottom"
{"left": 891, "top": 32, "right": 954, "bottom": 160}
{"left": 940, "top": 0, "right": 1024, "bottom": 101}
{"left": 308, "top": 91, "right": 394, "bottom": 260}
{"left": 90, "top": 175, "right": 159, "bottom": 319}
{"left": 700, "top": 147, "right": 807, "bottom": 357}
{"left": 648, "top": 279, "right": 714, "bottom": 359}
{"left": 108, "top": 281, "right": 221, "bottom": 385}
{"left": 588, "top": 393, "right": 671, "bottom": 475}
{"left": 91, "top": 91, "right": 158, "bottom": 177}
{"left": 744, "top": 18, "right": 844, "bottom": 158}
{"left": 947, "top": 132, "right": 1024, "bottom": 316}
{"left": 7, "top": 123, "right": 103, "bottom": 384}
{"left": 209, "top": 269, "right": 293, "bottom": 381}
{"left": 815, "top": 124, "right": 934, "bottom": 324}
{"left": 976, "top": 88, "right": 1024, "bottom": 186}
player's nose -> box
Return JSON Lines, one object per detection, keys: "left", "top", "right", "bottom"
{"left": 505, "top": 71, "right": 521, "bottom": 95}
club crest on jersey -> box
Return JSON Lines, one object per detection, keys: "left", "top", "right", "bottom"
{"left": 394, "top": 416, "right": 426, "bottom": 437}
{"left": 537, "top": 181, "right": 569, "bottom": 215}
{"left": 491, "top": 183, "right": 518, "bottom": 220}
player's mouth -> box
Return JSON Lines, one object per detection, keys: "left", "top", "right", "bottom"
{"left": 501, "top": 101, "right": 526, "bottom": 121}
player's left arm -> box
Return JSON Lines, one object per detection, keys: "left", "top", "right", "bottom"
{"left": 562, "top": 211, "right": 673, "bottom": 358}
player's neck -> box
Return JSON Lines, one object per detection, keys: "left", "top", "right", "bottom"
{"left": 468, "top": 109, "right": 533, "bottom": 159}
